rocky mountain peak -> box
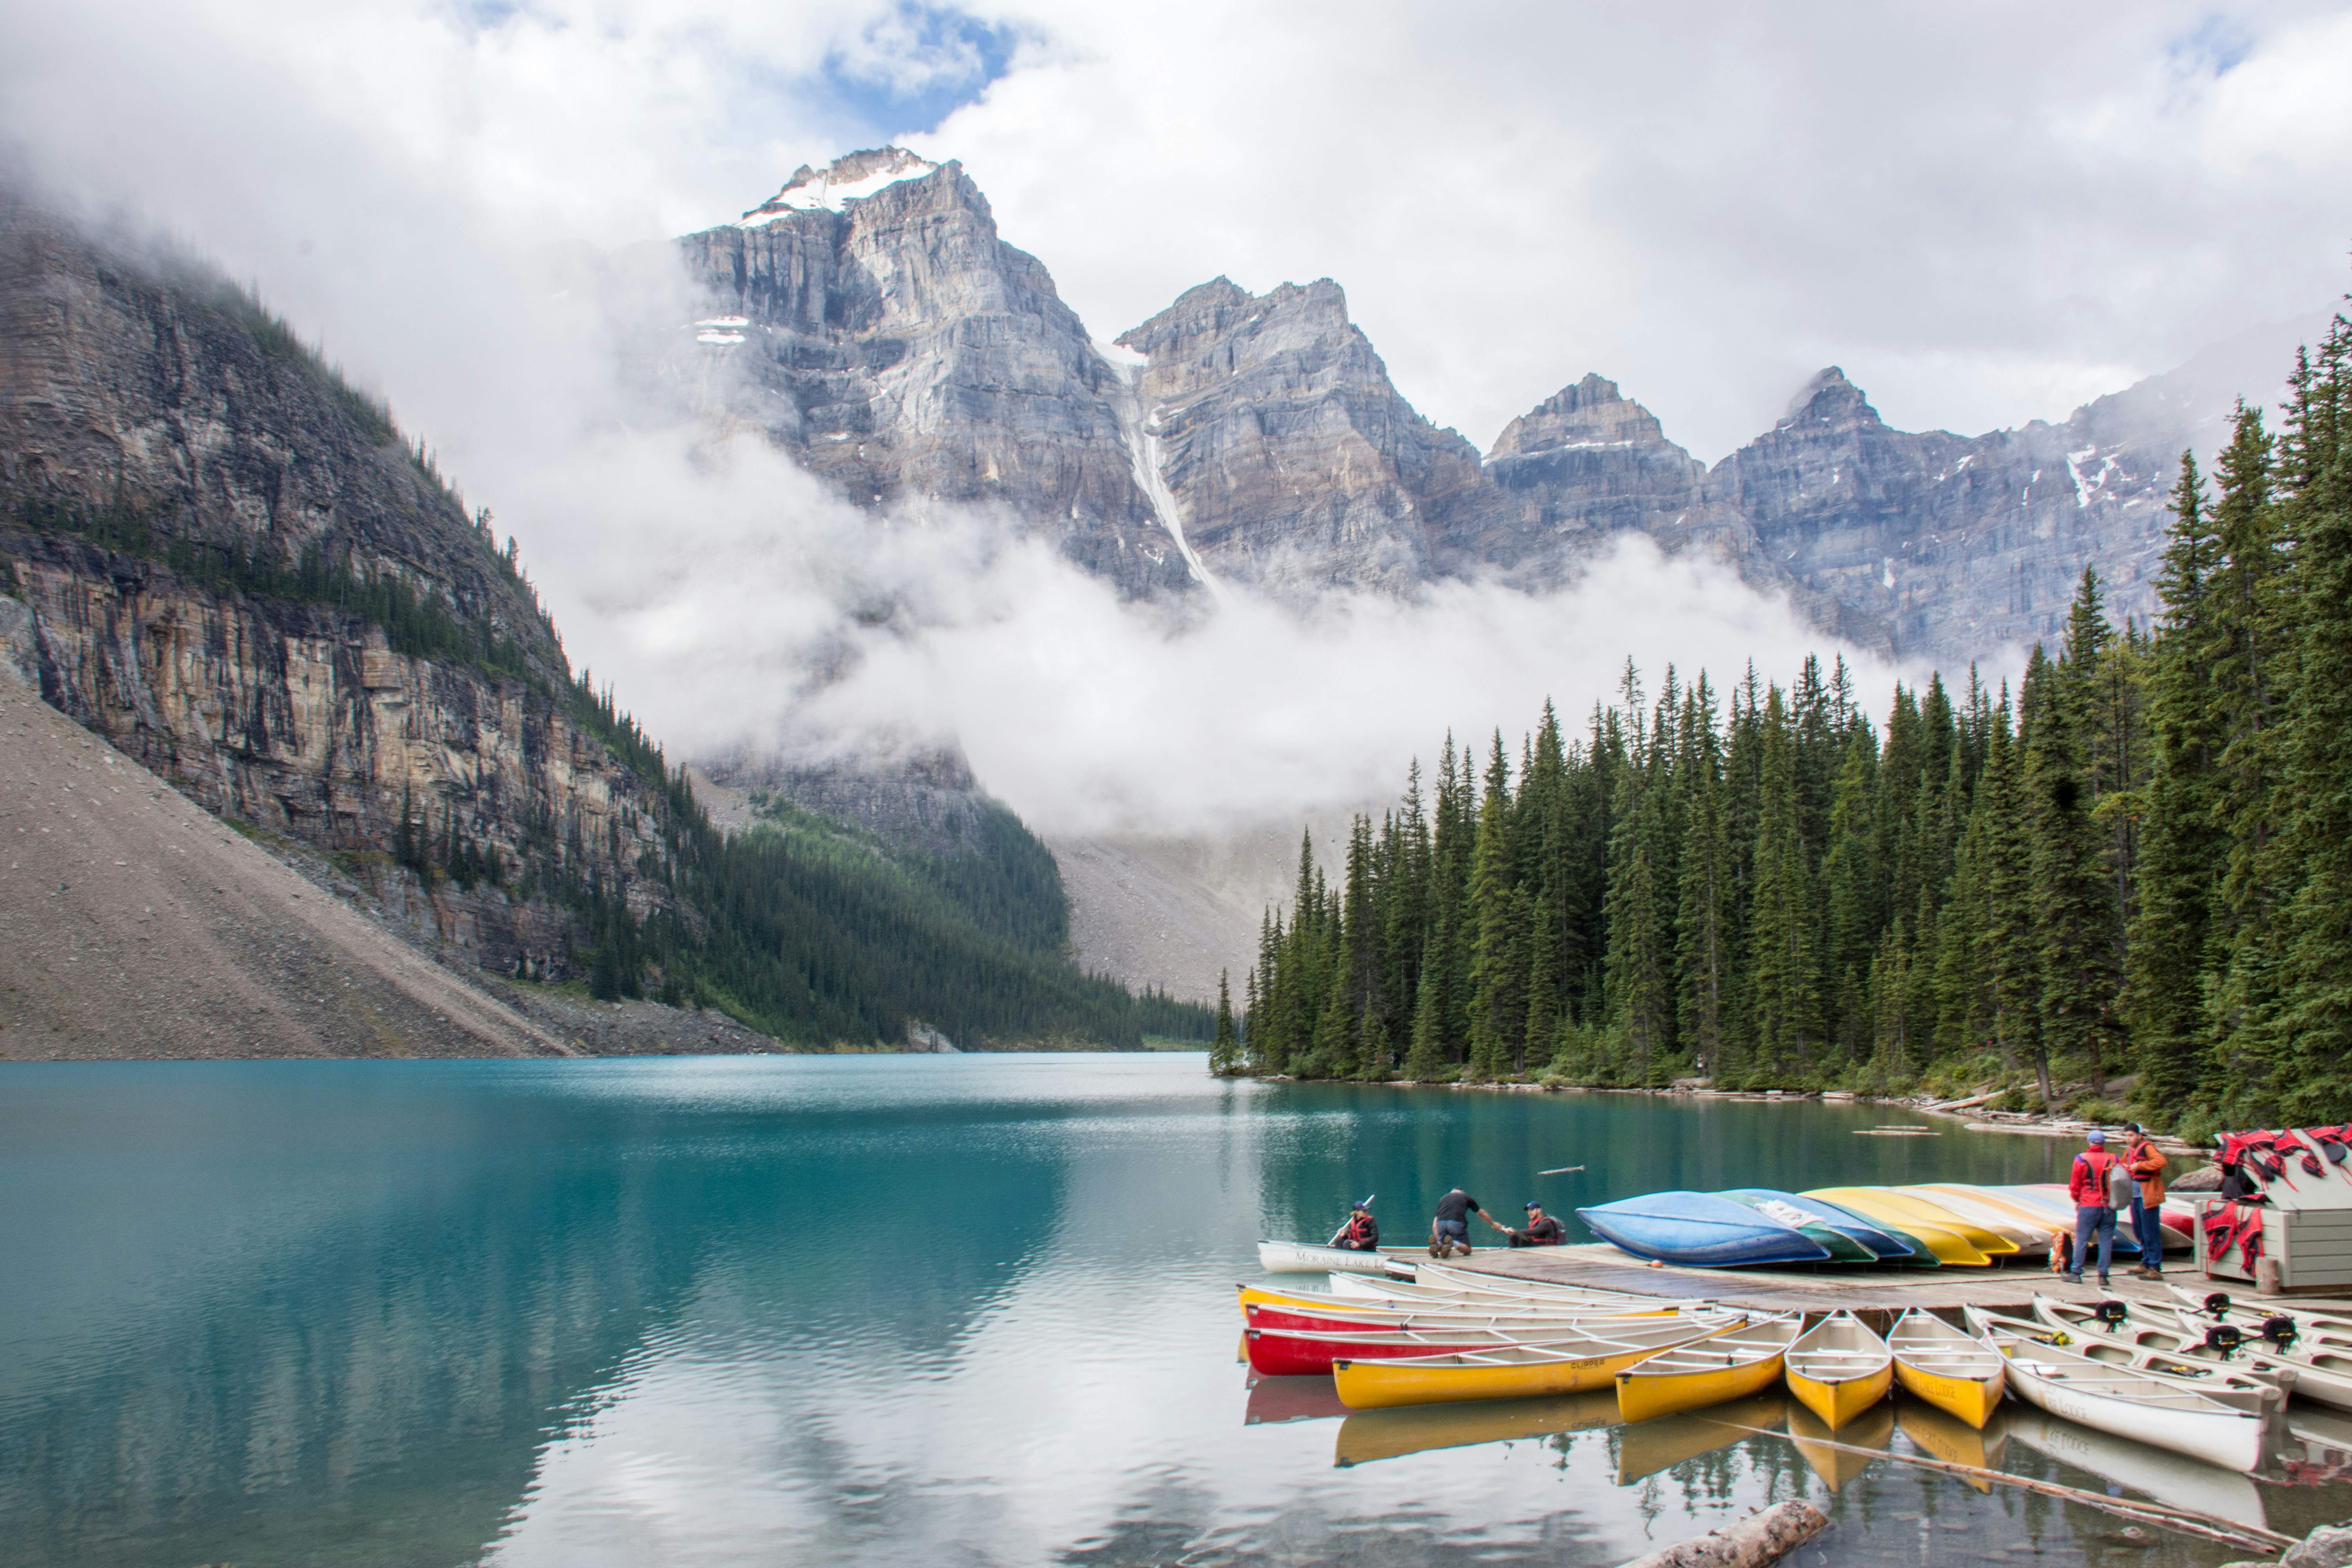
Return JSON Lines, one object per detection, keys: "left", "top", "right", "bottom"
{"left": 736, "top": 146, "right": 941, "bottom": 223}
{"left": 1778, "top": 366, "right": 1883, "bottom": 431}
{"left": 1486, "top": 374, "right": 1670, "bottom": 460}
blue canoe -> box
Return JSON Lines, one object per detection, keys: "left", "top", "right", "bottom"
{"left": 1720, "top": 1188, "right": 1932, "bottom": 1264}
{"left": 1577, "top": 1191, "right": 1834, "bottom": 1267}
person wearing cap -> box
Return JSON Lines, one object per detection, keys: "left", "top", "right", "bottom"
{"left": 1484, "top": 1200, "right": 1566, "bottom": 1247}
{"left": 2065, "top": 1129, "right": 2122, "bottom": 1287}
{"left": 2123, "top": 1124, "right": 2169, "bottom": 1278}
{"left": 1336, "top": 1200, "right": 1380, "bottom": 1252}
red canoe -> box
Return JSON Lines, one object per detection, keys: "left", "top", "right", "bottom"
{"left": 1246, "top": 1324, "right": 1614, "bottom": 1377}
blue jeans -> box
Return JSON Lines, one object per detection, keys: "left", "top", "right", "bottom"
{"left": 2130, "top": 1195, "right": 2165, "bottom": 1269}
{"left": 2073, "top": 1205, "right": 2116, "bottom": 1280}
{"left": 1434, "top": 1219, "right": 1469, "bottom": 1243}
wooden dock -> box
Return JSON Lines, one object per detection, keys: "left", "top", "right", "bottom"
{"left": 1447, "top": 1243, "right": 2352, "bottom": 1330}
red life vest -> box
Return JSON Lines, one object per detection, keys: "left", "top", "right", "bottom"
{"left": 1341, "top": 1213, "right": 1378, "bottom": 1249}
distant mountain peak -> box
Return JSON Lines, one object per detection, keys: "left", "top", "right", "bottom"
{"left": 1487, "top": 373, "right": 1672, "bottom": 460}
{"left": 737, "top": 147, "right": 940, "bottom": 224}
{"left": 1779, "top": 366, "right": 1881, "bottom": 430}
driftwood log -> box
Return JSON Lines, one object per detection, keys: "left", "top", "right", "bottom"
{"left": 1618, "top": 1501, "right": 1831, "bottom": 1568}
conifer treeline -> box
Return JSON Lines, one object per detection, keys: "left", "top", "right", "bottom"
{"left": 1231, "top": 317, "right": 2351, "bottom": 1136}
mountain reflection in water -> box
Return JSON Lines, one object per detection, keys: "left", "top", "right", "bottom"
{"left": 3, "top": 1056, "right": 2347, "bottom": 1567}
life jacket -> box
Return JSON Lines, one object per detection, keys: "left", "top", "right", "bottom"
{"left": 1341, "top": 1212, "right": 1379, "bottom": 1249}
{"left": 2204, "top": 1200, "right": 2266, "bottom": 1274}
{"left": 2272, "top": 1128, "right": 2326, "bottom": 1178}
{"left": 2070, "top": 1150, "right": 2120, "bottom": 1206}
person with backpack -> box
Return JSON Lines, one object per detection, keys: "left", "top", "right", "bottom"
{"left": 2066, "top": 1129, "right": 2121, "bottom": 1287}
{"left": 2123, "top": 1124, "right": 2170, "bottom": 1279}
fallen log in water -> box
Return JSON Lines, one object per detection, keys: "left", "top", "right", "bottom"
{"left": 1616, "top": 1500, "right": 1830, "bottom": 1568}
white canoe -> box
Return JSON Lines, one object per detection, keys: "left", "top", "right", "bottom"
{"left": 2160, "top": 1303, "right": 2352, "bottom": 1412}
{"left": 1969, "top": 1304, "right": 2280, "bottom": 1414}
{"left": 2169, "top": 1285, "right": 2352, "bottom": 1349}
{"left": 1975, "top": 1319, "right": 2266, "bottom": 1472}
{"left": 1334, "top": 1270, "right": 1694, "bottom": 1313}
{"left": 1256, "top": 1240, "right": 1423, "bottom": 1274}
{"left": 2031, "top": 1297, "right": 2296, "bottom": 1398}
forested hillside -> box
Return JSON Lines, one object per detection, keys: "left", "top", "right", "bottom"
{"left": 1230, "top": 315, "right": 2352, "bottom": 1138}
{"left": 0, "top": 193, "right": 1210, "bottom": 1054}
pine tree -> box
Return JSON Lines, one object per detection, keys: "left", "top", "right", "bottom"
{"left": 1210, "top": 969, "right": 1240, "bottom": 1074}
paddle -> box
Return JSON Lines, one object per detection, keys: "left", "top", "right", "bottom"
{"left": 1538, "top": 1165, "right": 1586, "bottom": 1176}
{"left": 1327, "top": 1194, "right": 1375, "bottom": 1246}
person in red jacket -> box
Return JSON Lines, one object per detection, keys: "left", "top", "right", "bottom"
{"left": 2066, "top": 1129, "right": 2121, "bottom": 1287}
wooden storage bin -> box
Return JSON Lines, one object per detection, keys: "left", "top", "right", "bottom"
{"left": 2194, "top": 1201, "right": 2352, "bottom": 1289}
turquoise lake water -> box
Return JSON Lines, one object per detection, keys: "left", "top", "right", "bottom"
{"left": 3, "top": 1054, "right": 2347, "bottom": 1567}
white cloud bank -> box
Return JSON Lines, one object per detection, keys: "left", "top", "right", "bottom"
{"left": 1, "top": 0, "right": 2340, "bottom": 833}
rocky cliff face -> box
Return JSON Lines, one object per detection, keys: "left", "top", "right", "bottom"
{"left": 0, "top": 192, "right": 676, "bottom": 982}
{"left": 664, "top": 154, "right": 1191, "bottom": 596}
{"left": 1113, "top": 277, "right": 1486, "bottom": 594}
{"left": 654, "top": 148, "right": 2310, "bottom": 669}
{"left": 1706, "top": 368, "right": 2175, "bottom": 660}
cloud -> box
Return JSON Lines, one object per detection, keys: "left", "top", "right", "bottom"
{"left": 0, "top": 0, "right": 2327, "bottom": 837}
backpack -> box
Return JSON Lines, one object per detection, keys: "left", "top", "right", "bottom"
{"left": 2107, "top": 1158, "right": 2134, "bottom": 1209}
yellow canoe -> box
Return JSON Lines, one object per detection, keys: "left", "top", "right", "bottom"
{"left": 1803, "top": 1188, "right": 2009, "bottom": 1265}
{"left": 1333, "top": 1317, "right": 1745, "bottom": 1410}
{"left": 1896, "top": 1186, "right": 2056, "bottom": 1253}
{"left": 1784, "top": 1311, "right": 1895, "bottom": 1430}
{"left": 1616, "top": 1314, "right": 1801, "bottom": 1423}
{"left": 1888, "top": 1308, "right": 2006, "bottom": 1429}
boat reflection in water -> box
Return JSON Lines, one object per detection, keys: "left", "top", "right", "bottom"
{"left": 2002, "top": 1405, "right": 2269, "bottom": 1530}
{"left": 1333, "top": 1388, "right": 1621, "bottom": 1468}
{"left": 1244, "top": 1374, "right": 1351, "bottom": 1426}
{"left": 1896, "top": 1396, "right": 2008, "bottom": 1490}
{"left": 1613, "top": 1390, "right": 1789, "bottom": 1485}
{"left": 1786, "top": 1398, "right": 1895, "bottom": 1491}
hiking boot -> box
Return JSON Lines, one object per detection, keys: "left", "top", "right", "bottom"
{"left": 2098, "top": 1276, "right": 2111, "bottom": 1288}
{"left": 1428, "top": 1240, "right": 1441, "bottom": 1258}
{"left": 2065, "top": 1273, "right": 2083, "bottom": 1284}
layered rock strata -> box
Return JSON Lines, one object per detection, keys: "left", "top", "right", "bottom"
{"left": 0, "top": 192, "right": 675, "bottom": 984}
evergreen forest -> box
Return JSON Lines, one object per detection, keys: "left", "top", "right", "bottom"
{"left": 1223, "top": 316, "right": 2352, "bottom": 1139}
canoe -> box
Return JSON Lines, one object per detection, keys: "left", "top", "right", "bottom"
{"left": 1577, "top": 1191, "right": 1831, "bottom": 1267}
{"left": 2159, "top": 1302, "right": 2352, "bottom": 1412}
{"left": 1802, "top": 1188, "right": 2006, "bottom": 1265}
{"left": 2169, "top": 1286, "right": 2352, "bottom": 1348}
{"left": 1967, "top": 1304, "right": 2281, "bottom": 1414}
{"left": 1334, "top": 1388, "right": 1621, "bottom": 1467}
{"left": 1616, "top": 1314, "right": 1802, "bottom": 1422}
{"left": 1896, "top": 1397, "right": 2005, "bottom": 1486}
{"left": 1900, "top": 1186, "right": 2059, "bottom": 1254}
{"left": 1713, "top": 1193, "right": 1878, "bottom": 1263}
{"left": 1615, "top": 1390, "right": 1789, "bottom": 1485}
{"left": 1332, "top": 1272, "right": 1688, "bottom": 1314}
{"left": 2031, "top": 1297, "right": 2296, "bottom": 1394}
{"left": 1331, "top": 1317, "right": 1746, "bottom": 1409}
{"left": 1256, "top": 1240, "right": 1425, "bottom": 1274}
{"left": 1250, "top": 1322, "right": 1684, "bottom": 1377}
{"left": 1980, "top": 1185, "right": 2145, "bottom": 1259}
{"left": 1973, "top": 1320, "right": 2267, "bottom": 1472}
{"left": 1784, "top": 1311, "right": 1895, "bottom": 1429}
{"left": 1887, "top": 1309, "right": 2005, "bottom": 1428}
{"left": 1720, "top": 1189, "right": 1924, "bottom": 1262}
{"left": 1247, "top": 1300, "right": 1725, "bottom": 1343}
{"left": 1418, "top": 1260, "right": 1693, "bottom": 1301}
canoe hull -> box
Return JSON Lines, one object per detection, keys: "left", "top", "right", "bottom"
{"left": 1336, "top": 1341, "right": 1690, "bottom": 1410}
{"left": 1893, "top": 1360, "right": 2003, "bottom": 1429}
{"left": 2002, "top": 1354, "right": 2265, "bottom": 1473}
{"left": 1256, "top": 1240, "right": 1417, "bottom": 1274}
{"left": 1788, "top": 1363, "right": 1895, "bottom": 1430}
{"left": 1618, "top": 1350, "right": 1788, "bottom": 1423}
{"left": 1578, "top": 1191, "right": 1831, "bottom": 1268}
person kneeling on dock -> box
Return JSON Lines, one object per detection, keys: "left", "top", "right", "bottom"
{"left": 1336, "top": 1200, "right": 1380, "bottom": 1251}
{"left": 1430, "top": 1189, "right": 1481, "bottom": 1258}
{"left": 1485, "top": 1200, "right": 1565, "bottom": 1248}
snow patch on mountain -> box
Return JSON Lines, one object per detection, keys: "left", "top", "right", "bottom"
{"left": 737, "top": 148, "right": 939, "bottom": 223}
